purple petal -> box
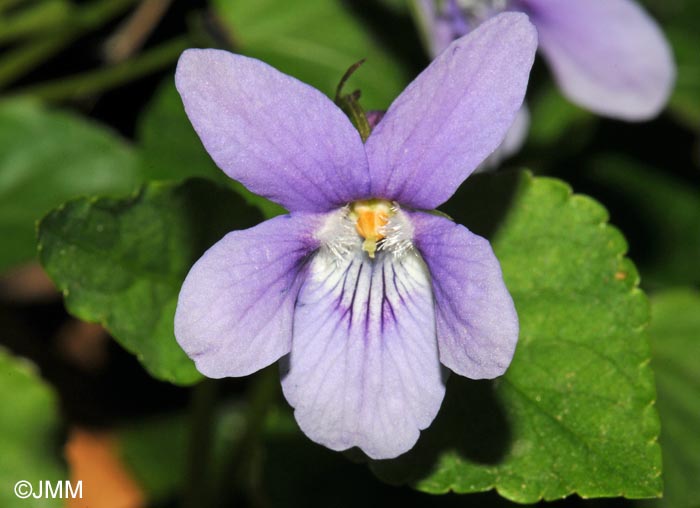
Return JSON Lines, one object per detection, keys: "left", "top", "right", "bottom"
{"left": 281, "top": 249, "right": 445, "bottom": 459}
{"left": 175, "top": 49, "right": 370, "bottom": 212}
{"left": 521, "top": 0, "right": 675, "bottom": 120}
{"left": 174, "top": 213, "right": 323, "bottom": 378}
{"left": 365, "top": 13, "right": 537, "bottom": 209}
{"left": 411, "top": 212, "right": 518, "bottom": 379}
{"left": 479, "top": 104, "right": 530, "bottom": 170}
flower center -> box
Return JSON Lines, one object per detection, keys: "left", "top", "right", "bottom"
{"left": 317, "top": 201, "right": 413, "bottom": 262}
{"left": 349, "top": 199, "right": 394, "bottom": 259}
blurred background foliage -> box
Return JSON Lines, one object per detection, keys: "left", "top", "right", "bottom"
{"left": 0, "top": 1, "right": 698, "bottom": 507}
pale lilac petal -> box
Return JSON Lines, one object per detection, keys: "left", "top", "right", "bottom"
{"left": 174, "top": 213, "right": 323, "bottom": 378}
{"left": 411, "top": 212, "right": 518, "bottom": 379}
{"left": 281, "top": 249, "right": 445, "bottom": 459}
{"left": 479, "top": 104, "right": 530, "bottom": 170}
{"left": 365, "top": 13, "right": 537, "bottom": 209}
{"left": 175, "top": 49, "right": 370, "bottom": 212}
{"left": 520, "top": 0, "right": 675, "bottom": 120}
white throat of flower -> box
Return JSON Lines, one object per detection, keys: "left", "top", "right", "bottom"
{"left": 317, "top": 199, "right": 414, "bottom": 262}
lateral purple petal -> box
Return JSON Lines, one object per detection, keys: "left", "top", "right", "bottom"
{"left": 521, "top": 0, "right": 675, "bottom": 120}
{"left": 365, "top": 13, "right": 537, "bottom": 209}
{"left": 175, "top": 49, "right": 370, "bottom": 212}
{"left": 411, "top": 212, "right": 519, "bottom": 379}
{"left": 479, "top": 105, "right": 530, "bottom": 170}
{"left": 281, "top": 249, "right": 445, "bottom": 459}
{"left": 174, "top": 213, "right": 322, "bottom": 378}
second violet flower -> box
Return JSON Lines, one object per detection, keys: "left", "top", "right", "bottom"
{"left": 417, "top": 0, "right": 675, "bottom": 120}
{"left": 416, "top": 0, "right": 676, "bottom": 164}
{"left": 174, "top": 13, "right": 536, "bottom": 459}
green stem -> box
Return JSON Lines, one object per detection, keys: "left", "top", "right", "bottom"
{"left": 5, "top": 36, "right": 188, "bottom": 102}
{"left": 0, "top": 33, "right": 70, "bottom": 88}
{"left": 0, "top": 0, "right": 70, "bottom": 45}
{"left": 183, "top": 379, "right": 219, "bottom": 508}
{"left": 334, "top": 59, "right": 371, "bottom": 141}
{"left": 216, "top": 368, "right": 278, "bottom": 507}
{"left": 0, "top": 0, "right": 138, "bottom": 88}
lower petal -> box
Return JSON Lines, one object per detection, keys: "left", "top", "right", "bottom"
{"left": 522, "top": 0, "right": 675, "bottom": 120}
{"left": 174, "top": 213, "right": 322, "bottom": 378}
{"left": 410, "top": 212, "right": 519, "bottom": 379}
{"left": 281, "top": 248, "right": 446, "bottom": 460}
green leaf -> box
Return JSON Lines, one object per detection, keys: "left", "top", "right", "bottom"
{"left": 0, "top": 349, "right": 66, "bottom": 508}
{"left": 585, "top": 155, "right": 700, "bottom": 289}
{"left": 373, "top": 171, "right": 661, "bottom": 503}
{"left": 211, "top": 0, "right": 411, "bottom": 110}
{"left": 644, "top": 289, "right": 700, "bottom": 508}
{"left": 37, "top": 178, "right": 264, "bottom": 385}
{"left": 137, "top": 79, "right": 285, "bottom": 219}
{"left": 0, "top": 100, "right": 140, "bottom": 273}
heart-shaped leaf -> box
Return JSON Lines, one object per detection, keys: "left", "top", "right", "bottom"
{"left": 37, "top": 179, "right": 263, "bottom": 385}
{"left": 372, "top": 171, "right": 661, "bottom": 503}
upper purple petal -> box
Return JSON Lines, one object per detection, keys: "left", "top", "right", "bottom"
{"left": 520, "top": 0, "right": 675, "bottom": 120}
{"left": 282, "top": 247, "right": 445, "bottom": 459}
{"left": 175, "top": 49, "right": 370, "bottom": 212}
{"left": 479, "top": 104, "right": 530, "bottom": 170}
{"left": 364, "top": 13, "right": 536, "bottom": 209}
{"left": 410, "top": 212, "right": 519, "bottom": 379}
{"left": 174, "top": 213, "right": 323, "bottom": 378}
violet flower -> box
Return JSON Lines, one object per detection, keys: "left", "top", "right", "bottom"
{"left": 174, "top": 13, "right": 536, "bottom": 459}
{"left": 416, "top": 0, "right": 675, "bottom": 161}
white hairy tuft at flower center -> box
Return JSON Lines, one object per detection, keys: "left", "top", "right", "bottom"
{"left": 317, "top": 200, "right": 415, "bottom": 261}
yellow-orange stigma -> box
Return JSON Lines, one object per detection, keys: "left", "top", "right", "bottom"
{"left": 350, "top": 199, "right": 393, "bottom": 259}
